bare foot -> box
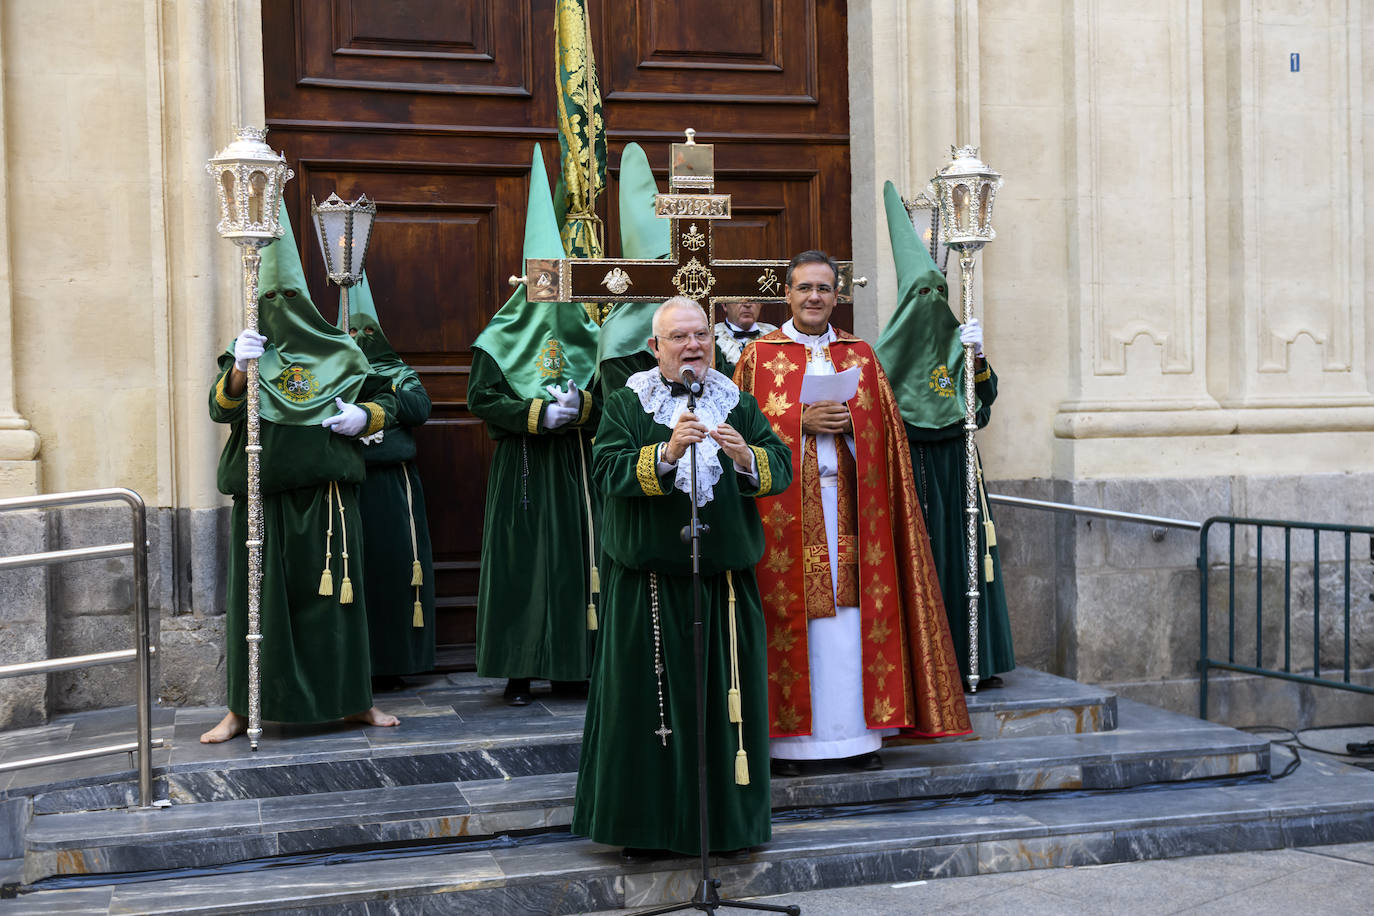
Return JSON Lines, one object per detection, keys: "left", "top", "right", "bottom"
{"left": 345, "top": 706, "right": 400, "bottom": 728}
{"left": 199, "top": 711, "right": 248, "bottom": 744}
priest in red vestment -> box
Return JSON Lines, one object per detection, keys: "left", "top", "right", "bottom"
{"left": 734, "top": 250, "right": 971, "bottom": 773}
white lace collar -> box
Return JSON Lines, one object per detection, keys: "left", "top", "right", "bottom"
{"left": 626, "top": 367, "right": 740, "bottom": 506}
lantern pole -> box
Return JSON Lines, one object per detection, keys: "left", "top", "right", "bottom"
{"left": 207, "top": 127, "right": 294, "bottom": 750}
{"left": 929, "top": 146, "right": 1002, "bottom": 694}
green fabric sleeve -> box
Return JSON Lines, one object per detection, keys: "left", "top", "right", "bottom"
{"left": 468, "top": 348, "right": 550, "bottom": 438}
{"left": 591, "top": 389, "right": 673, "bottom": 499}
{"left": 390, "top": 377, "right": 432, "bottom": 429}
{"left": 208, "top": 356, "right": 246, "bottom": 424}
{"left": 571, "top": 384, "right": 600, "bottom": 430}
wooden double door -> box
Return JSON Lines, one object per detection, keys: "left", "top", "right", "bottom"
{"left": 263, "top": 0, "right": 852, "bottom": 661}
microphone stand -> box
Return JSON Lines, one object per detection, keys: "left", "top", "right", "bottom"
{"left": 636, "top": 371, "right": 799, "bottom": 916}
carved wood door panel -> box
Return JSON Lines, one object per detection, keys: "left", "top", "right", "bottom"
{"left": 263, "top": 0, "right": 850, "bottom": 664}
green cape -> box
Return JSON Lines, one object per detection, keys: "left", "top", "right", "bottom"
{"left": 472, "top": 144, "right": 599, "bottom": 398}
{"left": 336, "top": 272, "right": 420, "bottom": 389}
{"left": 596, "top": 142, "right": 670, "bottom": 365}
{"left": 225, "top": 201, "right": 371, "bottom": 425}
{"left": 874, "top": 180, "right": 975, "bottom": 429}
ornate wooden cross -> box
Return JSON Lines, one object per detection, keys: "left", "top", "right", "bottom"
{"left": 511, "top": 128, "right": 864, "bottom": 312}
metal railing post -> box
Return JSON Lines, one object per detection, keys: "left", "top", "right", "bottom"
{"left": 0, "top": 487, "right": 162, "bottom": 806}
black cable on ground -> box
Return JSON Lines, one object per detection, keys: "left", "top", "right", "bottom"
{"left": 1236, "top": 722, "right": 1374, "bottom": 778}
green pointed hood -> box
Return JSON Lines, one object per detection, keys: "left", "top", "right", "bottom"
{"left": 338, "top": 272, "right": 419, "bottom": 388}
{"left": 226, "top": 200, "right": 371, "bottom": 425}
{"left": 597, "top": 143, "right": 669, "bottom": 365}
{"left": 472, "top": 144, "right": 599, "bottom": 397}
{"left": 874, "top": 180, "right": 974, "bottom": 429}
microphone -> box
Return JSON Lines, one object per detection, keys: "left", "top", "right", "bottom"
{"left": 679, "top": 366, "right": 703, "bottom": 396}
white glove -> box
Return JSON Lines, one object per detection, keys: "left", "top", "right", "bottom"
{"left": 959, "top": 319, "right": 984, "bottom": 358}
{"left": 233, "top": 330, "right": 267, "bottom": 372}
{"left": 546, "top": 380, "right": 581, "bottom": 410}
{"left": 322, "top": 397, "right": 368, "bottom": 437}
{"left": 541, "top": 403, "right": 578, "bottom": 429}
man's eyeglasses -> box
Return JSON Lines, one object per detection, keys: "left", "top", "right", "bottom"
{"left": 657, "top": 331, "right": 713, "bottom": 345}
{"left": 791, "top": 283, "right": 835, "bottom": 295}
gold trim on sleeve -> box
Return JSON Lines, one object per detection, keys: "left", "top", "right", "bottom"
{"left": 750, "top": 445, "right": 771, "bottom": 496}
{"left": 215, "top": 373, "right": 244, "bottom": 410}
{"left": 527, "top": 398, "right": 546, "bottom": 435}
{"left": 637, "top": 444, "right": 666, "bottom": 496}
{"left": 360, "top": 402, "right": 385, "bottom": 436}
{"left": 577, "top": 389, "right": 594, "bottom": 426}
{"left": 974, "top": 367, "right": 991, "bottom": 384}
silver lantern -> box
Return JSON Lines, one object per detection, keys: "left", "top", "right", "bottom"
{"left": 310, "top": 193, "right": 377, "bottom": 335}
{"left": 928, "top": 145, "right": 1002, "bottom": 694}
{"left": 206, "top": 126, "right": 295, "bottom": 750}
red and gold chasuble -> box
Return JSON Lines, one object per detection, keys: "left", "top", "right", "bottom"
{"left": 735, "top": 329, "right": 971, "bottom": 740}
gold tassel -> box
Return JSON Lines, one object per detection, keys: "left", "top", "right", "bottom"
{"left": 983, "top": 517, "right": 997, "bottom": 548}
{"left": 984, "top": 552, "right": 995, "bottom": 583}
{"left": 339, "top": 576, "right": 354, "bottom": 605}
{"left": 727, "top": 687, "right": 742, "bottom": 724}
{"left": 319, "top": 481, "right": 336, "bottom": 595}
{"left": 410, "top": 560, "right": 423, "bottom": 587}
{"left": 413, "top": 598, "right": 424, "bottom": 628}
{"left": 734, "top": 749, "right": 750, "bottom": 786}
{"left": 577, "top": 433, "right": 600, "bottom": 632}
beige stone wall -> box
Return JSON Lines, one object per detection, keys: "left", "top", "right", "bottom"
{"left": 0, "top": 0, "right": 262, "bottom": 507}
{"left": 850, "top": 0, "right": 1374, "bottom": 483}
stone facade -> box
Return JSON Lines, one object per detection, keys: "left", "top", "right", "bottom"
{"left": 0, "top": 2, "right": 1370, "bottom": 728}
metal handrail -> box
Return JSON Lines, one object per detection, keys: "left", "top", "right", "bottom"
{"left": 0, "top": 487, "right": 161, "bottom": 806}
{"left": 986, "top": 492, "right": 1201, "bottom": 530}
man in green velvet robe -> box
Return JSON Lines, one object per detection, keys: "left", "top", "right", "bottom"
{"left": 471, "top": 145, "right": 602, "bottom": 705}
{"left": 201, "top": 205, "right": 401, "bottom": 743}
{"left": 572, "top": 297, "right": 792, "bottom": 859}
{"left": 341, "top": 273, "right": 436, "bottom": 687}
{"left": 874, "top": 181, "right": 1014, "bottom": 687}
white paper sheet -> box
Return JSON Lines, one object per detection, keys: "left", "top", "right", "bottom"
{"left": 800, "top": 366, "right": 861, "bottom": 405}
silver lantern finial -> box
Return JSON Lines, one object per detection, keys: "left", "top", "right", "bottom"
{"left": 310, "top": 192, "right": 377, "bottom": 335}
{"left": 206, "top": 127, "right": 295, "bottom": 752}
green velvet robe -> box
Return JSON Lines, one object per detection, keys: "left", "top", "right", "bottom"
{"left": 210, "top": 356, "right": 397, "bottom": 722}
{"left": 469, "top": 349, "right": 599, "bottom": 682}
{"left": 358, "top": 377, "right": 436, "bottom": 676}
{"left": 572, "top": 383, "right": 792, "bottom": 855}
{"left": 905, "top": 364, "right": 1015, "bottom": 681}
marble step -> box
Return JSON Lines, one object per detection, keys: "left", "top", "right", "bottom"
{"left": 9, "top": 752, "right": 1374, "bottom": 915}
{"left": 19, "top": 699, "right": 1262, "bottom": 884}
{"left": 18, "top": 668, "right": 1116, "bottom": 815}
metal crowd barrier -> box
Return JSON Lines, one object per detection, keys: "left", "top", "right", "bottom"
{"left": 0, "top": 488, "right": 162, "bottom": 806}
{"left": 1199, "top": 516, "right": 1374, "bottom": 718}
{"left": 985, "top": 494, "right": 1372, "bottom": 720}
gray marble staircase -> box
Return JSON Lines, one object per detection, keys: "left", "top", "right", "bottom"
{"left": 3, "top": 669, "right": 1372, "bottom": 915}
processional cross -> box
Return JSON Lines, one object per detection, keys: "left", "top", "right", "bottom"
{"left": 512, "top": 128, "right": 865, "bottom": 315}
